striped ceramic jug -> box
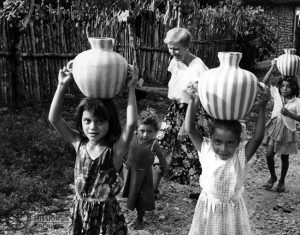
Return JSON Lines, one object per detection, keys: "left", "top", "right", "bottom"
{"left": 67, "top": 37, "right": 128, "bottom": 98}
{"left": 198, "top": 52, "right": 258, "bottom": 120}
{"left": 276, "top": 48, "right": 300, "bottom": 76}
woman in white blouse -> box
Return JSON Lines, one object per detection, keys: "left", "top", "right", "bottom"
{"left": 156, "top": 28, "right": 210, "bottom": 187}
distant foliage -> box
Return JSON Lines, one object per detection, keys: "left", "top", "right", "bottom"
{"left": 1, "top": 0, "right": 29, "bottom": 27}
{"left": 191, "top": 0, "right": 277, "bottom": 68}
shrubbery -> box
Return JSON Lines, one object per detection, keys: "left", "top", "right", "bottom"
{"left": 194, "top": 0, "right": 277, "bottom": 70}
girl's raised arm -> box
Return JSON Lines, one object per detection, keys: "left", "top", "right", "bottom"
{"left": 48, "top": 68, "right": 80, "bottom": 148}
{"left": 185, "top": 93, "right": 204, "bottom": 152}
{"left": 245, "top": 87, "right": 270, "bottom": 161}
{"left": 262, "top": 59, "right": 276, "bottom": 85}
{"left": 114, "top": 66, "right": 138, "bottom": 170}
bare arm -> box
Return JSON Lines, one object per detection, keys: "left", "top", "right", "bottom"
{"left": 185, "top": 94, "right": 204, "bottom": 152}
{"left": 113, "top": 66, "right": 138, "bottom": 170}
{"left": 281, "top": 108, "right": 300, "bottom": 122}
{"left": 48, "top": 68, "right": 81, "bottom": 149}
{"left": 245, "top": 87, "right": 270, "bottom": 162}
{"left": 153, "top": 141, "right": 169, "bottom": 178}
{"left": 178, "top": 82, "right": 199, "bottom": 140}
{"left": 262, "top": 59, "right": 276, "bottom": 85}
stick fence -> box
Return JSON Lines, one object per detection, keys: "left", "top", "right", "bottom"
{"left": 0, "top": 11, "right": 236, "bottom": 105}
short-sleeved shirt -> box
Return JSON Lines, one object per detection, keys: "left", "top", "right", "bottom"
{"left": 270, "top": 85, "right": 300, "bottom": 131}
{"left": 168, "top": 57, "right": 208, "bottom": 104}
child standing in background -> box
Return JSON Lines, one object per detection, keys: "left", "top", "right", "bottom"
{"left": 48, "top": 66, "right": 138, "bottom": 234}
{"left": 262, "top": 59, "right": 300, "bottom": 192}
{"left": 122, "top": 108, "right": 169, "bottom": 229}
{"left": 184, "top": 86, "right": 270, "bottom": 235}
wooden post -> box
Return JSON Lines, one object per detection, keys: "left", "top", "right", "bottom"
{"left": 127, "top": 14, "right": 139, "bottom": 67}
{"left": 177, "top": 3, "right": 182, "bottom": 28}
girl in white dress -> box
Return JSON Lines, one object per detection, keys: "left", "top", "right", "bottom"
{"left": 184, "top": 88, "right": 270, "bottom": 235}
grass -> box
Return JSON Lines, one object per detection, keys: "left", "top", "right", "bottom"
{"left": 0, "top": 104, "right": 75, "bottom": 219}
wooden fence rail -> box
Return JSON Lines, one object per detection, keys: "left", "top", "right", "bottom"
{"left": 0, "top": 11, "right": 236, "bottom": 106}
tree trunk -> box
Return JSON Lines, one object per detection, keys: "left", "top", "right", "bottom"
{"left": 7, "top": 26, "right": 27, "bottom": 106}
{"left": 127, "top": 15, "right": 139, "bottom": 67}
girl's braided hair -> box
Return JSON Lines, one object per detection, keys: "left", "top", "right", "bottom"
{"left": 138, "top": 107, "right": 160, "bottom": 131}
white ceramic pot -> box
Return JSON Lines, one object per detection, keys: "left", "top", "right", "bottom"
{"left": 198, "top": 52, "right": 258, "bottom": 120}
{"left": 67, "top": 37, "right": 128, "bottom": 98}
{"left": 276, "top": 48, "right": 300, "bottom": 76}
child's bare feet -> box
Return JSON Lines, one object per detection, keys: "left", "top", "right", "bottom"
{"left": 263, "top": 177, "right": 277, "bottom": 190}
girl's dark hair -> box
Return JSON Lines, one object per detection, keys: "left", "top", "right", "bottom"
{"left": 75, "top": 98, "right": 122, "bottom": 144}
{"left": 209, "top": 119, "right": 242, "bottom": 142}
{"left": 138, "top": 107, "right": 160, "bottom": 131}
{"left": 277, "top": 76, "right": 299, "bottom": 97}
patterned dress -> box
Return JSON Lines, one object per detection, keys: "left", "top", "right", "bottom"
{"left": 156, "top": 57, "right": 209, "bottom": 185}
{"left": 122, "top": 135, "right": 155, "bottom": 211}
{"left": 69, "top": 141, "right": 127, "bottom": 235}
{"left": 189, "top": 138, "right": 251, "bottom": 235}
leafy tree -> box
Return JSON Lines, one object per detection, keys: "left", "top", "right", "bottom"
{"left": 189, "top": 0, "right": 277, "bottom": 69}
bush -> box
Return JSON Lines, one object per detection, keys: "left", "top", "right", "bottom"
{"left": 191, "top": 0, "right": 277, "bottom": 70}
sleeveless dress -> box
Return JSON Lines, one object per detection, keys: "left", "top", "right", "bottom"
{"left": 69, "top": 141, "right": 127, "bottom": 235}
{"left": 156, "top": 57, "right": 210, "bottom": 185}
{"left": 189, "top": 138, "right": 251, "bottom": 235}
{"left": 122, "top": 135, "right": 155, "bottom": 211}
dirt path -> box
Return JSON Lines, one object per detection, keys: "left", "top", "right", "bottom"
{"left": 245, "top": 151, "right": 300, "bottom": 235}
{"left": 118, "top": 147, "right": 300, "bottom": 235}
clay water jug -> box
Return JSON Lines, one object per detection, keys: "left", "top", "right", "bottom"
{"left": 67, "top": 37, "right": 128, "bottom": 98}
{"left": 198, "top": 52, "right": 258, "bottom": 120}
{"left": 276, "top": 48, "right": 300, "bottom": 76}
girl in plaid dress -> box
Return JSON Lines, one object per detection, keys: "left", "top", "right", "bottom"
{"left": 184, "top": 86, "right": 270, "bottom": 235}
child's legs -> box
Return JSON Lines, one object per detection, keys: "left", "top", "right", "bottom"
{"left": 135, "top": 209, "right": 145, "bottom": 229}
{"left": 266, "top": 146, "right": 277, "bottom": 180}
{"left": 121, "top": 163, "right": 128, "bottom": 194}
{"left": 279, "top": 154, "right": 289, "bottom": 184}
{"left": 122, "top": 163, "right": 128, "bottom": 181}
{"left": 137, "top": 210, "right": 145, "bottom": 221}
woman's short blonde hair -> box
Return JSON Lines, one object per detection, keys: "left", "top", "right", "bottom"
{"left": 163, "top": 28, "right": 192, "bottom": 47}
